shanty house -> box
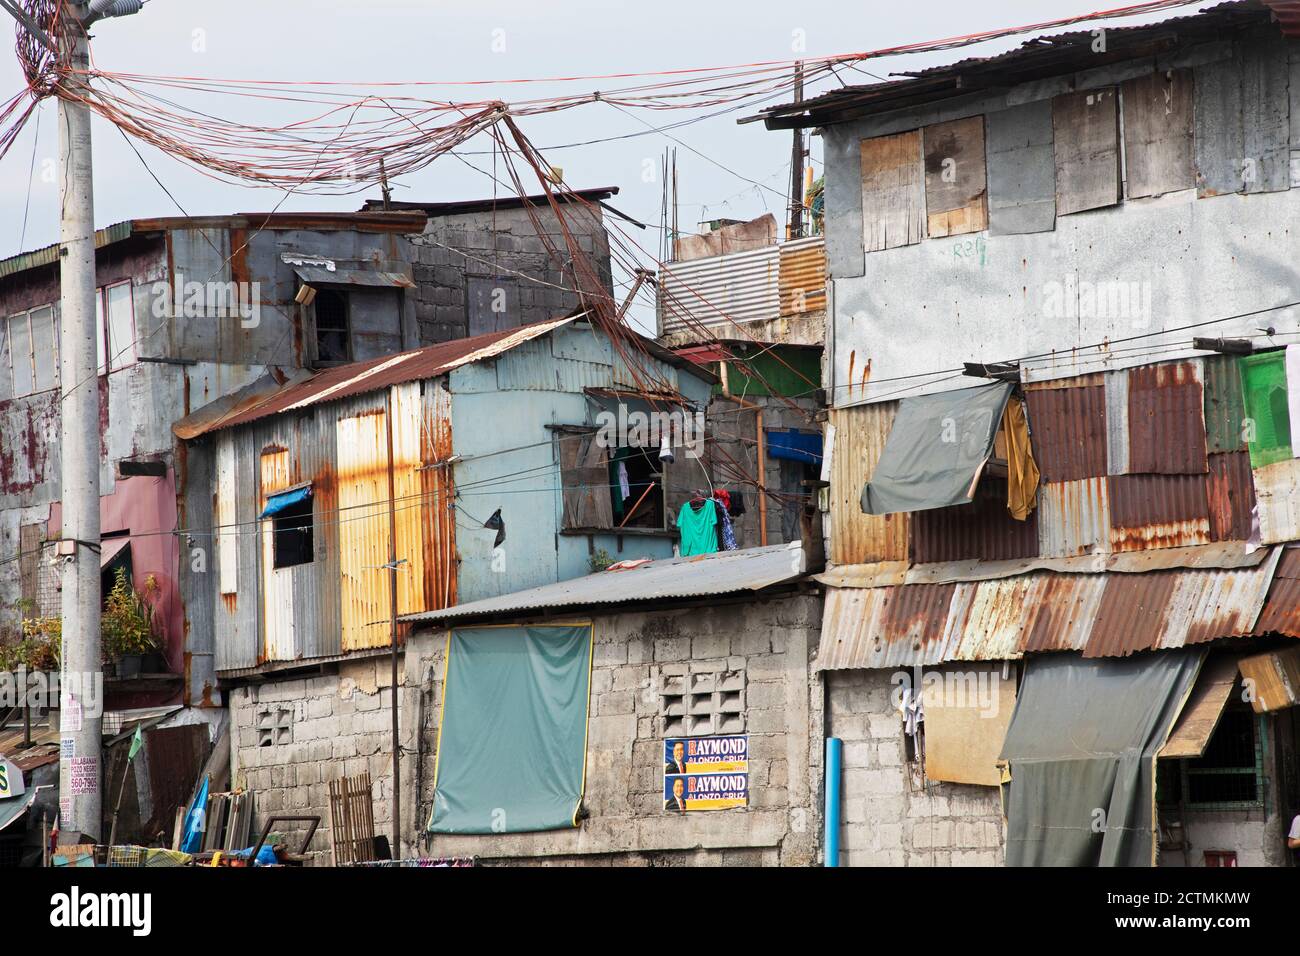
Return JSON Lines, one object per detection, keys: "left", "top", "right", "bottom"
{"left": 754, "top": 0, "right": 1300, "bottom": 866}
{"left": 178, "top": 315, "right": 716, "bottom": 850}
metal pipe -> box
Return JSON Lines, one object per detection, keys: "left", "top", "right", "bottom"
{"left": 823, "top": 737, "right": 842, "bottom": 867}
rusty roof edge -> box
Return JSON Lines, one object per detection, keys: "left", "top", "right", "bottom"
{"left": 0, "top": 220, "right": 136, "bottom": 280}
{"left": 817, "top": 541, "right": 1268, "bottom": 589}
{"left": 172, "top": 367, "right": 315, "bottom": 441}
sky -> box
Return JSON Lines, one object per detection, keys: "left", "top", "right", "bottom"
{"left": 0, "top": 1, "right": 1206, "bottom": 277}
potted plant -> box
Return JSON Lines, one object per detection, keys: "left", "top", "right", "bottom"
{"left": 102, "top": 568, "right": 161, "bottom": 678}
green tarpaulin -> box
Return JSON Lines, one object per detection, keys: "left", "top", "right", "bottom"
{"left": 1238, "top": 352, "right": 1292, "bottom": 467}
{"left": 428, "top": 625, "right": 593, "bottom": 835}
{"left": 999, "top": 649, "right": 1203, "bottom": 867}
{"left": 860, "top": 381, "right": 1013, "bottom": 516}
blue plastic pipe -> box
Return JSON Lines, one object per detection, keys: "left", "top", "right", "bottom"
{"left": 824, "top": 737, "right": 842, "bottom": 867}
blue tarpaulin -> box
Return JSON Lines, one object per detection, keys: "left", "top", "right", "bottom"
{"left": 260, "top": 485, "right": 311, "bottom": 519}
{"left": 766, "top": 428, "right": 823, "bottom": 465}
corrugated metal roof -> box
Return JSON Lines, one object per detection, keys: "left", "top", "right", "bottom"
{"left": 827, "top": 402, "right": 910, "bottom": 565}
{"left": 0, "top": 220, "right": 134, "bottom": 279}
{"left": 755, "top": 2, "right": 1280, "bottom": 128}
{"left": 1202, "top": 354, "right": 1248, "bottom": 454}
{"left": 1038, "top": 477, "right": 1111, "bottom": 558}
{"left": 360, "top": 186, "right": 619, "bottom": 217}
{"left": 1253, "top": 458, "right": 1300, "bottom": 546}
{"left": 1254, "top": 546, "right": 1300, "bottom": 637}
{"left": 178, "top": 316, "right": 577, "bottom": 436}
{"left": 816, "top": 547, "right": 1282, "bottom": 669}
{"left": 1025, "top": 381, "right": 1108, "bottom": 481}
{"left": 400, "top": 542, "right": 807, "bottom": 626}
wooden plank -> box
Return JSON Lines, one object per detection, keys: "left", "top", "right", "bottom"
{"left": 1159, "top": 654, "right": 1239, "bottom": 758}
{"left": 923, "top": 116, "right": 988, "bottom": 238}
{"left": 860, "top": 129, "right": 924, "bottom": 252}
{"left": 1238, "top": 645, "right": 1300, "bottom": 713}
{"left": 1122, "top": 70, "right": 1195, "bottom": 199}
{"left": 986, "top": 100, "right": 1057, "bottom": 236}
{"left": 1052, "top": 88, "right": 1121, "bottom": 216}
{"left": 922, "top": 662, "right": 1017, "bottom": 787}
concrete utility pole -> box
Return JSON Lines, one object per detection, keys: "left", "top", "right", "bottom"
{"left": 56, "top": 0, "right": 103, "bottom": 845}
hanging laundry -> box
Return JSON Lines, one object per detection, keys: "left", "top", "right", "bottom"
{"left": 728, "top": 490, "right": 746, "bottom": 517}
{"left": 712, "top": 488, "right": 732, "bottom": 513}
{"left": 676, "top": 498, "right": 718, "bottom": 556}
{"left": 617, "top": 461, "right": 631, "bottom": 502}
{"left": 659, "top": 432, "right": 675, "bottom": 464}
{"left": 715, "top": 499, "right": 738, "bottom": 551}
{"left": 1002, "top": 396, "right": 1040, "bottom": 521}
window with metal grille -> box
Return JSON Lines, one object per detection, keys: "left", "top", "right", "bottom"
{"left": 272, "top": 496, "right": 314, "bottom": 569}
{"left": 1159, "top": 705, "right": 1265, "bottom": 810}
{"left": 313, "top": 289, "right": 351, "bottom": 365}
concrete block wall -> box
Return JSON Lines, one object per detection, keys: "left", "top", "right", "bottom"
{"left": 229, "top": 656, "right": 418, "bottom": 866}
{"left": 410, "top": 205, "right": 614, "bottom": 345}
{"left": 827, "top": 669, "right": 1006, "bottom": 866}
{"left": 405, "top": 592, "right": 823, "bottom": 865}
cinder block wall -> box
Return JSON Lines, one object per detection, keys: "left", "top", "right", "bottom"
{"left": 229, "top": 656, "right": 416, "bottom": 866}
{"left": 826, "top": 669, "right": 1006, "bottom": 866}
{"left": 405, "top": 593, "right": 823, "bottom": 866}
{"left": 410, "top": 205, "right": 614, "bottom": 345}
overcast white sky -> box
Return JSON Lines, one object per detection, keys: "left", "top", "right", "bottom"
{"left": 0, "top": 1, "right": 1206, "bottom": 264}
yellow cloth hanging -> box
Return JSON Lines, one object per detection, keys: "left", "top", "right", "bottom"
{"left": 1003, "top": 396, "right": 1040, "bottom": 521}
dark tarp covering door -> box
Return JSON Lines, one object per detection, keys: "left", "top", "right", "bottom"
{"left": 428, "top": 625, "right": 593, "bottom": 834}
{"left": 860, "top": 381, "right": 1013, "bottom": 516}
{"left": 998, "top": 649, "right": 1203, "bottom": 866}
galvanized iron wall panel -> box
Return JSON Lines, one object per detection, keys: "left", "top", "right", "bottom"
{"left": 1025, "top": 382, "right": 1107, "bottom": 480}
{"left": 1194, "top": 33, "right": 1293, "bottom": 197}
{"left": 827, "top": 402, "right": 910, "bottom": 565}
{"left": 1205, "top": 451, "right": 1256, "bottom": 542}
{"left": 1107, "top": 473, "right": 1211, "bottom": 552}
{"left": 1021, "top": 574, "right": 1107, "bottom": 652}
{"left": 659, "top": 245, "right": 780, "bottom": 336}
{"left": 1126, "top": 360, "right": 1208, "bottom": 475}
{"left": 1202, "top": 353, "right": 1248, "bottom": 453}
{"left": 815, "top": 583, "right": 959, "bottom": 670}
{"left": 1038, "top": 478, "right": 1111, "bottom": 558}
{"left": 1253, "top": 457, "right": 1300, "bottom": 545}
{"left": 909, "top": 478, "right": 1039, "bottom": 565}
{"left": 778, "top": 238, "right": 827, "bottom": 315}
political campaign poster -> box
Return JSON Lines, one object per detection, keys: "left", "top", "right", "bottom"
{"left": 662, "top": 735, "right": 748, "bottom": 811}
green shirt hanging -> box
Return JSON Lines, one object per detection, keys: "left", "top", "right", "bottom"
{"left": 677, "top": 499, "right": 718, "bottom": 556}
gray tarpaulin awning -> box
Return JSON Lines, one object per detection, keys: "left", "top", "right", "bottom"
{"left": 860, "top": 381, "right": 1013, "bottom": 516}
{"left": 999, "top": 649, "right": 1203, "bottom": 866}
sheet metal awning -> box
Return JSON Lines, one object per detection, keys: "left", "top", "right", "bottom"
{"left": 1159, "top": 654, "right": 1241, "bottom": 759}
{"left": 816, "top": 547, "right": 1284, "bottom": 669}
{"left": 860, "top": 381, "right": 1013, "bottom": 516}
{"left": 260, "top": 485, "right": 311, "bottom": 519}
{"left": 293, "top": 265, "right": 415, "bottom": 289}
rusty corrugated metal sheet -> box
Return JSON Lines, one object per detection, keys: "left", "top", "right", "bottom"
{"left": 1038, "top": 477, "right": 1110, "bottom": 558}
{"left": 1021, "top": 574, "right": 1107, "bottom": 652}
{"left": 1025, "top": 382, "right": 1107, "bottom": 481}
{"left": 1201, "top": 353, "right": 1248, "bottom": 454}
{"left": 1261, "top": 0, "right": 1300, "bottom": 36}
{"left": 1252, "top": 458, "right": 1300, "bottom": 546}
{"left": 1254, "top": 547, "right": 1300, "bottom": 637}
{"left": 778, "top": 237, "right": 826, "bottom": 317}
{"left": 336, "top": 407, "right": 394, "bottom": 651}
{"left": 1205, "top": 451, "right": 1255, "bottom": 542}
{"left": 828, "top": 402, "right": 910, "bottom": 565}
{"left": 391, "top": 380, "right": 457, "bottom": 615}
{"left": 816, "top": 583, "right": 959, "bottom": 669}
{"left": 817, "top": 548, "right": 1282, "bottom": 668}
{"left": 910, "top": 477, "right": 1038, "bottom": 564}
{"left": 190, "top": 316, "right": 578, "bottom": 436}
{"left": 1108, "top": 472, "right": 1211, "bottom": 552}
{"left": 259, "top": 448, "right": 295, "bottom": 662}
{"left": 1126, "top": 360, "right": 1208, "bottom": 475}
